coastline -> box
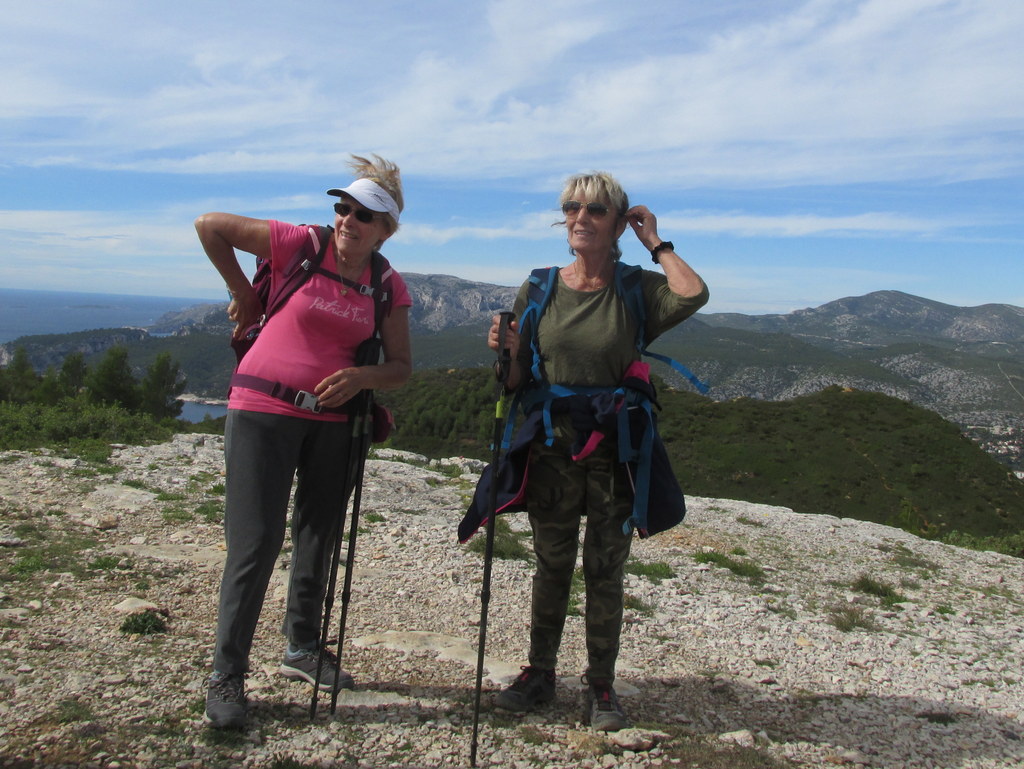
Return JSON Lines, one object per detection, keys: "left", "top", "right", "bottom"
{"left": 179, "top": 393, "right": 227, "bottom": 406}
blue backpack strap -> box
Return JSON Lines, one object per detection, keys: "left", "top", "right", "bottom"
{"left": 504, "top": 382, "right": 577, "bottom": 448}
{"left": 616, "top": 388, "right": 656, "bottom": 535}
{"left": 614, "top": 262, "right": 647, "bottom": 351}
{"left": 614, "top": 261, "right": 711, "bottom": 395}
{"left": 501, "top": 266, "right": 560, "bottom": 448}
{"left": 641, "top": 349, "right": 710, "bottom": 395}
{"left": 522, "top": 266, "right": 558, "bottom": 384}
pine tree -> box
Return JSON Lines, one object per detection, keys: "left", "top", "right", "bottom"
{"left": 138, "top": 352, "right": 186, "bottom": 419}
{"left": 1, "top": 347, "right": 40, "bottom": 403}
{"left": 86, "top": 346, "right": 139, "bottom": 410}
{"left": 59, "top": 352, "right": 87, "bottom": 395}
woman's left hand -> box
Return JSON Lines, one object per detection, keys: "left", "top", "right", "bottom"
{"left": 314, "top": 367, "right": 369, "bottom": 408}
{"left": 626, "top": 205, "right": 660, "bottom": 251}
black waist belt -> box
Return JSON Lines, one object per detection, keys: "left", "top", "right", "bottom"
{"left": 230, "top": 373, "right": 349, "bottom": 415}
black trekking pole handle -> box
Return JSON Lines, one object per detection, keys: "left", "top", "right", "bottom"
{"left": 492, "top": 311, "right": 515, "bottom": 386}
{"left": 470, "top": 310, "right": 516, "bottom": 767}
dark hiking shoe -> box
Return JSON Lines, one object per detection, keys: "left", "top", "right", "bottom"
{"left": 495, "top": 666, "right": 556, "bottom": 712}
{"left": 582, "top": 677, "right": 630, "bottom": 732}
{"left": 279, "top": 647, "right": 355, "bottom": 691}
{"left": 205, "top": 672, "right": 247, "bottom": 729}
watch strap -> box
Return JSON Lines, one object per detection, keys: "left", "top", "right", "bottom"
{"left": 651, "top": 240, "right": 674, "bottom": 263}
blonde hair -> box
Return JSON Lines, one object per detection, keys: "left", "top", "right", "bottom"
{"left": 348, "top": 154, "right": 404, "bottom": 234}
{"left": 557, "top": 171, "right": 629, "bottom": 260}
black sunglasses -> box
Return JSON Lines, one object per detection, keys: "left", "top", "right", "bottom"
{"left": 562, "top": 200, "right": 610, "bottom": 218}
{"left": 334, "top": 202, "right": 378, "bottom": 224}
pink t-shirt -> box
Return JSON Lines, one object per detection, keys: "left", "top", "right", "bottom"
{"left": 229, "top": 220, "right": 412, "bottom": 420}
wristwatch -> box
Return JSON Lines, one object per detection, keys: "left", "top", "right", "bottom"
{"left": 650, "top": 241, "right": 674, "bottom": 263}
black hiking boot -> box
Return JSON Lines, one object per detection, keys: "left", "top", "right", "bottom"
{"left": 495, "top": 666, "right": 556, "bottom": 712}
{"left": 582, "top": 676, "right": 630, "bottom": 732}
{"left": 279, "top": 647, "right": 355, "bottom": 691}
{"left": 205, "top": 672, "right": 247, "bottom": 729}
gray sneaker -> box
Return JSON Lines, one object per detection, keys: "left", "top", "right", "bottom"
{"left": 205, "top": 672, "right": 247, "bottom": 729}
{"left": 279, "top": 647, "right": 355, "bottom": 691}
{"left": 582, "top": 677, "right": 630, "bottom": 732}
{"left": 495, "top": 666, "right": 556, "bottom": 712}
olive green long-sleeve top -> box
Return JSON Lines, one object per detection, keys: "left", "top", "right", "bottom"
{"left": 513, "top": 267, "right": 709, "bottom": 389}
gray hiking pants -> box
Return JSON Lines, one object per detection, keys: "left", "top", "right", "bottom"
{"left": 213, "top": 409, "right": 354, "bottom": 674}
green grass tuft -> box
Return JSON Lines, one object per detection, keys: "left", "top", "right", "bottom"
{"left": 694, "top": 550, "right": 766, "bottom": 582}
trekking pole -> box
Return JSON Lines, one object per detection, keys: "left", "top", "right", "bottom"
{"left": 470, "top": 311, "right": 516, "bottom": 768}
{"left": 309, "top": 395, "right": 365, "bottom": 720}
{"left": 329, "top": 387, "right": 374, "bottom": 714}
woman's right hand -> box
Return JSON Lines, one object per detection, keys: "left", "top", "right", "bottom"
{"left": 194, "top": 212, "right": 272, "bottom": 339}
{"left": 227, "top": 285, "right": 263, "bottom": 340}
{"left": 488, "top": 314, "right": 519, "bottom": 358}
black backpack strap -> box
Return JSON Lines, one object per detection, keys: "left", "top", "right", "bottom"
{"left": 351, "top": 252, "right": 394, "bottom": 367}
{"left": 264, "top": 225, "right": 335, "bottom": 319}
{"left": 369, "top": 252, "right": 387, "bottom": 334}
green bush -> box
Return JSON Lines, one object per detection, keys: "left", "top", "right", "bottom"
{"left": 466, "top": 518, "right": 532, "bottom": 561}
{"left": 829, "top": 604, "right": 879, "bottom": 632}
{"left": 625, "top": 559, "right": 675, "bottom": 584}
{"left": 694, "top": 550, "right": 765, "bottom": 582}
{"left": 120, "top": 610, "right": 167, "bottom": 635}
{"left": 0, "top": 397, "right": 174, "bottom": 453}
{"left": 852, "top": 573, "right": 907, "bottom": 606}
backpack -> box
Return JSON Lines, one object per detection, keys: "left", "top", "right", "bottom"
{"left": 461, "top": 360, "right": 687, "bottom": 540}
{"left": 503, "top": 262, "right": 708, "bottom": 536}
{"left": 230, "top": 225, "right": 393, "bottom": 364}
{"left": 228, "top": 225, "right": 395, "bottom": 437}
{"left": 516, "top": 262, "right": 709, "bottom": 417}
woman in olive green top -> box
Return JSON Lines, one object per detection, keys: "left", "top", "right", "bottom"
{"left": 486, "top": 171, "right": 708, "bottom": 730}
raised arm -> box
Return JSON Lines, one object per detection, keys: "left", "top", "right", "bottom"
{"left": 626, "top": 205, "right": 706, "bottom": 299}
{"left": 194, "top": 213, "right": 271, "bottom": 339}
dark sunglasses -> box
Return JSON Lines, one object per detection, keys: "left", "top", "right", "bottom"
{"left": 561, "top": 200, "right": 610, "bottom": 218}
{"left": 334, "top": 202, "right": 378, "bottom": 224}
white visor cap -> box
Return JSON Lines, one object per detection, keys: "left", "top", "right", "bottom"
{"left": 327, "top": 178, "right": 400, "bottom": 224}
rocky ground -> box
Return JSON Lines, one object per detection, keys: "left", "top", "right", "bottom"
{"left": 1, "top": 433, "right": 1022, "bottom": 769}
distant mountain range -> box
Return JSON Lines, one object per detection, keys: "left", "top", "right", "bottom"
{"left": 3, "top": 277, "right": 1022, "bottom": 468}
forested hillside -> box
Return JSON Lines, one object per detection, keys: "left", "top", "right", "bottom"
{"left": 377, "top": 369, "right": 1024, "bottom": 544}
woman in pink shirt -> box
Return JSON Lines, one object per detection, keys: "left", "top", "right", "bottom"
{"left": 195, "top": 155, "right": 412, "bottom": 729}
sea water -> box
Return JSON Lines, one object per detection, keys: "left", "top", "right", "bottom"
{"left": 179, "top": 401, "right": 229, "bottom": 422}
{"left": 1, "top": 288, "right": 224, "bottom": 423}
{"left": 0, "top": 288, "right": 213, "bottom": 344}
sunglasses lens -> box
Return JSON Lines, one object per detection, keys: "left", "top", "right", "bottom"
{"left": 562, "top": 200, "right": 609, "bottom": 217}
{"left": 334, "top": 202, "right": 375, "bottom": 223}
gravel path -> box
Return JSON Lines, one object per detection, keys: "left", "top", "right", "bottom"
{"left": 1, "top": 434, "right": 1022, "bottom": 768}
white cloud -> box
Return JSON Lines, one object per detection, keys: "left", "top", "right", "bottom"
{"left": 660, "top": 210, "right": 953, "bottom": 237}
{"left": 3, "top": 0, "right": 1021, "bottom": 186}
{"left": 393, "top": 208, "right": 957, "bottom": 243}
{"left": 1, "top": 0, "right": 1021, "bottom": 313}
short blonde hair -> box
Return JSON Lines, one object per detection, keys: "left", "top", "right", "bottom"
{"left": 557, "top": 171, "right": 629, "bottom": 260}
{"left": 348, "top": 154, "right": 404, "bottom": 234}
{"left": 559, "top": 172, "right": 629, "bottom": 216}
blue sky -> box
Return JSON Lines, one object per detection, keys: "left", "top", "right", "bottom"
{"left": 1, "top": 0, "right": 1021, "bottom": 314}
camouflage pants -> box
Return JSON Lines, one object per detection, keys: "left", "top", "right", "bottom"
{"left": 525, "top": 430, "right": 634, "bottom": 682}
